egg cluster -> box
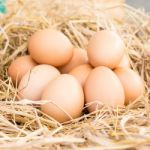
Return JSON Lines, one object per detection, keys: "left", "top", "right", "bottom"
{"left": 8, "top": 29, "right": 144, "bottom": 123}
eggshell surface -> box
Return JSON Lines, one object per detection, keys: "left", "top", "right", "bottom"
{"left": 114, "top": 67, "right": 144, "bottom": 104}
{"left": 41, "top": 74, "right": 84, "bottom": 123}
{"left": 87, "top": 30, "right": 124, "bottom": 68}
{"left": 117, "top": 55, "right": 130, "bottom": 68}
{"left": 28, "top": 29, "right": 73, "bottom": 67}
{"left": 59, "top": 48, "right": 88, "bottom": 73}
{"left": 69, "top": 64, "right": 92, "bottom": 87}
{"left": 8, "top": 55, "right": 37, "bottom": 84}
{"left": 84, "top": 66, "right": 125, "bottom": 112}
{"left": 18, "top": 65, "right": 60, "bottom": 100}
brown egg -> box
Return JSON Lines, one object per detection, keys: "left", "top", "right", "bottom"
{"left": 59, "top": 48, "right": 88, "bottom": 73}
{"left": 117, "top": 55, "right": 130, "bottom": 68}
{"left": 18, "top": 65, "right": 60, "bottom": 101}
{"left": 28, "top": 29, "right": 73, "bottom": 67}
{"left": 87, "top": 30, "right": 125, "bottom": 69}
{"left": 69, "top": 64, "right": 92, "bottom": 87}
{"left": 41, "top": 74, "right": 84, "bottom": 123}
{"left": 8, "top": 55, "right": 37, "bottom": 84}
{"left": 84, "top": 66, "right": 125, "bottom": 112}
{"left": 114, "top": 68, "right": 144, "bottom": 104}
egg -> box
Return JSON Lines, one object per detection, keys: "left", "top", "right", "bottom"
{"left": 59, "top": 47, "right": 88, "bottom": 73}
{"left": 18, "top": 65, "right": 60, "bottom": 101}
{"left": 69, "top": 64, "right": 92, "bottom": 87}
{"left": 8, "top": 55, "right": 37, "bottom": 84}
{"left": 28, "top": 29, "right": 73, "bottom": 67}
{"left": 87, "top": 30, "right": 125, "bottom": 69}
{"left": 84, "top": 66, "right": 125, "bottom": 112}
{"left": 41, "top": 74, "right": 84, "bottom": 123}
{"left": 117, "top": 55, "right": 130, "bottom": 68}
{"left": 114, "top": 67, "right": 144, "bottom": 104}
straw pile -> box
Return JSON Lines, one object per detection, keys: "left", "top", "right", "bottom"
{"left": 0, "top": 0, "right": 150, "bottom": 149}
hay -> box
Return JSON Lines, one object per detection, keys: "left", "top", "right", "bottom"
{"left": 0, "top": 0, "right": 150, "bottom": 149}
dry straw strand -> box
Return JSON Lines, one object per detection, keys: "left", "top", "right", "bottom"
{"left": 0, "top": 0, "right": 150, "bottom": 149}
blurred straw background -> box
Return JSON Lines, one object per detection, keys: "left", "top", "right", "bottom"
{"left": 0, "top": 0, "right": 149, "bottom": 149}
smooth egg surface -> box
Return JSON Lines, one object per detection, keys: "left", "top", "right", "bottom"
{"left": 84, "top": 66, "right": 125, "bottom": 112}
{"left": 114, "top": 67, "right": 144, "bottom": 104}
{"left": 69, "top": 64, "right": 92, "bottom": 87}
{"left": 87, "top": 30, "right": 124, "bottom": 69}
{"left": 18, "top": 65, "right": 60, "bottom": 101}
{"left": 117, "top": 54, "right": 130, "bottom": 68}
{"left": 28, "top": 29, "right": 73, "bottom": 67}
{"left": 8, "top": 55, "right": 37, "bottom": 85}
{"left": 41, "top": 74, "right": 84, "bottom": 123}
{"left": 59, "top": 47, "right": 88, "bottom": 73}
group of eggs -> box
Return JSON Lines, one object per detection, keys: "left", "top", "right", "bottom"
{"left": 8, "top": 29, "right": 144, "bottom": 123}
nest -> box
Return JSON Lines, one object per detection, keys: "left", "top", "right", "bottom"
{"left": 0, "top": 0, "right": 150, "bottom": 149}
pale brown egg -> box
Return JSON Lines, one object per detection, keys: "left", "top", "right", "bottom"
{"left": 59, "top": 47, "right": 88, "bottom": 73}
{"left": 41, "top": 74, "right": 84, "bottom": 123}
{"left": 87, "top": 30, "right": 125, "bottom": 69}
{"left": 18, "top": 65, "right": 60, "bottom": 101}
{"left": 69, "top": 64, "right": 92, "bottom": 87}
{"left": 8, "top": 55, "right": 37, "bottom": 84}
{"left": 28, "top": 29, "right": 73, "bottom": 67}
{"left": 84, "top": 66, "right": 125, "bottom": 112}
{"left": 117, "top": 55, "right": 130, "bottom": 68}
{"left": 114, "top": 67, "right": 144, "bottom": 104}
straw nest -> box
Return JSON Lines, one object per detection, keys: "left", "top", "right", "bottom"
{"left": 0, "top": 0, "right": 150, "bottom": 149}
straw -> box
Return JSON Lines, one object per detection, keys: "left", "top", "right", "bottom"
{"left": 0, "top": 0, "right": 149, "bottom": 149}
